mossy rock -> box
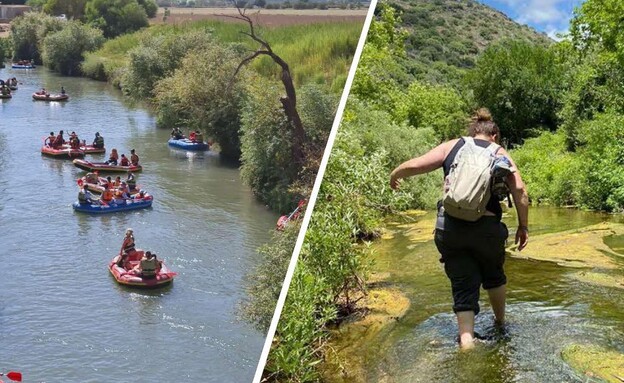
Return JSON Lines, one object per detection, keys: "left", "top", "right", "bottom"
{"left": 509, "top": 223, "right": 624, "bottom": 269}
{"left": 562, "top": 344, "right": 624, "bottom": 382}
{"left": 322, "top": 286, "right": 410, "bottom": 383}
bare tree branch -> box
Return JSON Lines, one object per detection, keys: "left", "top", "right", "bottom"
{"left": 225, "top": 0, "right": 307, "bottom": 167}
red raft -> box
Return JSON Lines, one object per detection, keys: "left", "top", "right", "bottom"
{"left": 41, "top": 145, "right": 84, "bottom": 159}
{"left": 73, "top": 159, "right": 142, "bottom": 173}
{"left": 32, "top": 92, "right": 68, "bottom": 101}
{"left": 109, "top": 250, "right": 176, "bottom": 288}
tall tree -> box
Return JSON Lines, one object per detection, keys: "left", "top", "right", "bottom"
{"left": 225, "top": 2, "right": 306, "bottom": 168}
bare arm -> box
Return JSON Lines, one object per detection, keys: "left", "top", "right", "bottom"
{"left": 498, "top": 148, "right": 529, "bottom": 250}
{"left": 390, "top": 140, "right": 457, "bottom": 189}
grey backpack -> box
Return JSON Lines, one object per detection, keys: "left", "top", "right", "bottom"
{"left": 442, "top": 137, "right": 500, "bottom": 221}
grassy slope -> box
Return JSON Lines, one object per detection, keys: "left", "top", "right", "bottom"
{"left": 390, "top": 0, "right": 552, "bottom": 82}
{"left": 84, "top": 20, "right": 362, "bottom": 91}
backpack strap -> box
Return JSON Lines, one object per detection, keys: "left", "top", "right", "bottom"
{"left": 485, "top": 142, "right": 501, "bottom": 155}
{"left": 463, "top": 136, "right": 500, "bottom": 154}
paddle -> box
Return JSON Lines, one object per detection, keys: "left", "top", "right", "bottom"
{"left": 0, "top": 371, "right": 22, "bottom": 382}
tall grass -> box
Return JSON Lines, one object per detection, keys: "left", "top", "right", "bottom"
{"left": 83, "top": 20, "right": 362, "bottom": 91}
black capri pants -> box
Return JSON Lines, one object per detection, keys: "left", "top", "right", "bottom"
{"left": 434, "top": 215, "right": 508, "bottom": 315}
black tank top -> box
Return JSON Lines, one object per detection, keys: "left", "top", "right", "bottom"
{"left": 442, "top": 138, "right": 502, "bottom": 220}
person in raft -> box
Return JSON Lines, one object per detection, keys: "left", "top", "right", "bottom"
{"left": 132, "top": 251, "right": 161, "bottom": 278}
{"left": 45, "top": 131, "right": 55, "bottom": 147}
{"left": 119, "top": 154, "right": 130, "bottom": 167}
{"left": 92, "top": 132, "right": 104, "bottom": 149}
{"left": 100, "top": 185, "right": 114, "bottom": 204}
{"left": 106, "top": 148, "right": 119, "bottom": 165}
{"left": 389, "top": 108, "right": 529, "bottom": 349}
{"left": 130, "top": 149, "right": 139, "bottom": 166}
{"left": 69, "top": 131, "right": 80, "bottom": 149}
{"left": 60, "top": 86, "right": 66, "bottom": 95}
{"left": 126, "top": 171, "right": 137, "bottom": 192}
{"left": 117, "top": 228, "right": 137, "bottom": 267}
{"left": 171, "top": 127, "right": 184, "bottom": 139}
{"left": 77, "top": 184, "right": 96, "bottom": 205}
{"left": 52, "top": 130, "right": 65, "bottom": 149}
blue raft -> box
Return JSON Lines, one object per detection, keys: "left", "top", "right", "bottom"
{"left": 12, "top": 64, "right": 35, "bottom": 69}
{"left": 168, "top": 138, "right": 209, "bottom": 151}
{"left": 73, "top": 197, "right": 153, "bottom": 214}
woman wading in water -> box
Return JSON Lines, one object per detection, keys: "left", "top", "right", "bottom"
{"left": 389, "top": 108, "right": 529, "bottom": 349}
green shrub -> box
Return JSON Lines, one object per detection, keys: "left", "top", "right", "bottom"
{"left": 122, "top": 30, "right": 217, "bottom": 99}
{"left": 10, "top": 12, "right": 65, "bottom": 63}
{"left": 41, "top": 21, "right": 104, "bottom": 76}
{"left": 152, "top": 44, "right": 245, "bottom": 159}
{"left": 84, "top": 0, "right": 149, "bottom": 38}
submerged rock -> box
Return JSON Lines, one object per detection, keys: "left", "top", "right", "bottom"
{"left": 509, "top": 222, "right": 624, "bottom": 269}
{"left": 562, "top": 344, "right": 624, "bottom": 382}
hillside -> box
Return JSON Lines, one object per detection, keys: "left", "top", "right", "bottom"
{"left": 389, "top": 0, "right": 553, "bottom": 83}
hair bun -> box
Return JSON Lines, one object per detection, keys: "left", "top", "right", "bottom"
{"left": 474, "top": 108, "right": 492, "bottom": 122}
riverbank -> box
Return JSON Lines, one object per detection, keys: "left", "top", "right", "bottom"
{"left": 321, "top": 275, "right": 410, "bottom": 383}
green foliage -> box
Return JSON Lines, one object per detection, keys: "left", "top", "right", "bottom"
{"left": 466, "top": 40, "right": 565, "bottom": 145}
{"left": 574, "top": 113, "right": 624, "bottom": 211}
{"left": 10, "top": 12, "right": 65, "bottom": 63}
{"left": 137, "top": 0, "right": 158, "bottom": 18}
{"left": 240, "top": 81, "right": 337, "bottom": 211}
{"left": 0, "top": 38, "right": 11, "bottom": 67}
{"left": 81, "top": 31, "right": 140, "bottom": 83}
{"left": 43, "top": 0, "right": 87, "bottom": 20}
{"left": 41, "top": 20, "right": 104, "bottom": 75}
{"left": 510, "top": 131, "right": 581, "bottom": 206}
{"left": 152, "top": 44, "right": 245, "bottom": 159}
{"left": 84, "top": 0, "right": 148, "bottom": 38}
{"left": 241, "top": 221, "right": 301, "bottom": 331}
{"left": 391, "top": 0, "right": 552, "bottom": 84}
{"left": 83, "top": 20, "right": 361, "bottom": 92}
{"left": 571, "top": 0, "right": 624, "bottom": 60}
{"left": 122, "top": 30, "right": 218, "bottom": 99}
{"left": 395, "top": 81, "right": 468, "bottom": 141}
{"left": 26, "top": 0, "right": 48, "bottom": 11}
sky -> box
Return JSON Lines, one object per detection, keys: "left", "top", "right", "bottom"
{"left": 479, "top": 0, "right": 585, "bottom": 40}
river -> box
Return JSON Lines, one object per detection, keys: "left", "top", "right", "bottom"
{"left": 325, "top": 207, "right": 624, "bottom": 382}
{"left": 0, "top": 67, "right": 277, "bottom": 382}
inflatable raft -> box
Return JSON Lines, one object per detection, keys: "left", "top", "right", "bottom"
{"left": 32, "top": 93, "right": 68, "bottom": 101}
{"left": 109, "top": 250, "right": 176, "bottom": 288}
{"left": 78, "top": 175, "right": 142, "bottom": 195}
{"left": 41, "top": 145, "right": 85, "bottom": 159}
{"left": 168, "top": 138, "right": 209, "bottom": 151}
{"left": 72, "top": 159, "right": 142, "bottom": 173}
{"left": 12, "top": 63, "right": 35, "bottom": 69}
{"left": 72, "top": 194, "right": 153, "bottom": 214}
{"left": 0, "top": 93, "right": 12, "bottom": 99}
{"left": 63, "top": 143, "right": 105, "bottom": 154}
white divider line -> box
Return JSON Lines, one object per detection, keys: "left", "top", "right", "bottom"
{"left": 252, "top": 1, "right": 379, "bottom": 381}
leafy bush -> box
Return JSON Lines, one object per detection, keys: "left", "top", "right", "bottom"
{"left": 240, "top": 81, "right": 337, "bottom": 211}
{"left": 465, "top": 40, "right": 565, "bottom": 145}
{"left": 41, "top": 21, "right": 104, "bottom": 75}
{"left": 510, "top": 131, "right": 581, "bottom": 206}
{"left": 43, "top": 0, "right": 87, "bottom": 20}
{"left": 241, "top": 220, "right": 301, "bottom": 331}
{"left": 394, "top": 81, "right": 468, "bottom": 141}
{"left": 84, "top": 0, "right": 149, "bottom": 38}
{"left": 152, "top": 43, "right": 246, "bottom": 159}
{"left": 122, "top": 30, "right": 217, "bottom": 99}
{"left": 10, "top": 12, "right": 65, "bottom": 63}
